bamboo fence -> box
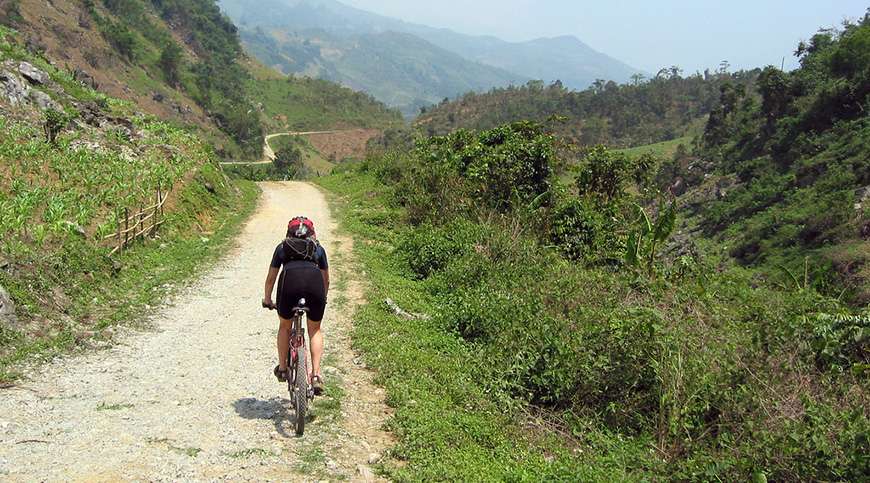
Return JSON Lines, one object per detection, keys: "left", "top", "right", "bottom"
{"left": 103, "top": 184, "right": 168, "bottom": 255}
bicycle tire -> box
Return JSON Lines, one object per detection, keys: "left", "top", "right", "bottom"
{"left": 294, "top": 346, "right": 308, "bottom": 435}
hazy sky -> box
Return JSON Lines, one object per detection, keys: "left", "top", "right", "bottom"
{"left": 341, "top": 0, "right": 868, "bottom": 73}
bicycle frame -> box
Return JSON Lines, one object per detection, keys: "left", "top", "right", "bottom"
{"left": 288, "top": 311, "right": 306, "bottom": 386}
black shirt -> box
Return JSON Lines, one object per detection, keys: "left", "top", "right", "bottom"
{"left": 270, "top": 240, "right": 329, "bottom": 270}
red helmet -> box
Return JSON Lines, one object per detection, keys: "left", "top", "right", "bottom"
{"left": 288, "top": 216, "right": 315, "bottom": 238}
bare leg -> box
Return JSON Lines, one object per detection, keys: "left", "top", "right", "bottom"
{"left": 277, "top": 316, "right": 292, "bottom": 370}
{"left": 307, "top": 319, "right": 323, "bottom": 380}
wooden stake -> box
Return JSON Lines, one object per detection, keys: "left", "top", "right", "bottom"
{"left": 116, "top": 208, "right": 122, "bottom": 252}
{"left": 123, "top": 207, "right": 129, "bottom": 249}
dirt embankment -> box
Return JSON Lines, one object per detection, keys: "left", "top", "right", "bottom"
{"left": 304, "top": 129, "right": 381, "bottom": 162}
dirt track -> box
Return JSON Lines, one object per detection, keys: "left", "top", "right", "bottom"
{"left": 0, "top": 182, "right": 392, "bottom": 481}
{"left": 220, "top": 132, "right": 342, "bottom": 166}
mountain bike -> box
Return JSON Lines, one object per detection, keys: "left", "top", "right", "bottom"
{"left": 264, "top": 298, "right": 314, "bottom": 436}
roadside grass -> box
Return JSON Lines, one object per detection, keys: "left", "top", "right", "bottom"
{"left": 316, "top": 172, "right": 641, "bottom": 481}
{"left": 0, "top": 176, "right": 259, "bottom": 382}
{"left": 294, "top": 443, "right": 326, "bottom": 475}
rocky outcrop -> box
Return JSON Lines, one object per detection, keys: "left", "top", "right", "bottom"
{"left": 0, "top": 284, "right": 17, "bottom": 326}
{"left": 18, "top": 61, "right": 49, "bottom": 85}
{"left": 73, "top": 68, "right": 97, "bottom": 89}
{"left": 27, "top": 89, "right": 61, "bottom": 111}
{"left": 0, "top": 69, "right": 30, "bottom": 105}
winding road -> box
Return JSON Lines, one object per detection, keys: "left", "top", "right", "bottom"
{"left": 0, "top": 182, "right": 392, "bottom": 481}
{"left": 220, "top": 132, "right": 342, "bottom": 166}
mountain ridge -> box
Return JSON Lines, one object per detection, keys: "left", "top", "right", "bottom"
{"left": 218, "top": 0, "right": 643, "bottom": 113}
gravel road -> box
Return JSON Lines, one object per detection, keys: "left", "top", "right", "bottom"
{"left": 0, "top": 182, "right": 392, "bottom": 481}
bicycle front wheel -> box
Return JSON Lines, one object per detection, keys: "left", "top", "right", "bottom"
{"left": 294, "top": 349, "right": 308, "bottom": 435}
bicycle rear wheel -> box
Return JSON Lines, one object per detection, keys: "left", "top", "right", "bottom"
{"left": 294, "top": 348, "right": 308, "bottom": 435}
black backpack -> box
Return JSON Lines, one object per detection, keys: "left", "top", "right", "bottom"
{"left": 282, "top": 236, "right": 318, "bottom": 264}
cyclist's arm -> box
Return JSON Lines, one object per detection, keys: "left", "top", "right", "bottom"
{"left": 321, "top": 269, "right": 330, "bottom": 299}
{"left": 264, "top": 266, "right": 279, "bottom": 305}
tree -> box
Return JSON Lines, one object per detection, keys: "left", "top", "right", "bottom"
{"left": 273, "top": 145, "right": 302, "bottom": 174}
{"left": 158, "top": 42, "right": 184, "bottom": 86}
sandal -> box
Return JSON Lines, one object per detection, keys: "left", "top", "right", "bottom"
{"left": 274, "top": 365, "right": 288, "bottom": 383}
{"left": 312, "top": 374, "right": 324, "bottom": 395}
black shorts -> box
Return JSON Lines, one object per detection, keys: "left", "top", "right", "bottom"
{"left": 277, "top": 261, "right": 326, "bottom": 322}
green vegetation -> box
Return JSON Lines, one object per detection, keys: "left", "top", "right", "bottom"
{"left": 83, "top": 0, "right": 264, "bottom": 158}
{"left": 0, "top": 27, "right": 258, "bottom": 380}
{"left": 248, "top": 76, "right": 402, "bottom": 132}
{"left": 96, "top": 402, "right": 135, "bottom": 411}
{"left": 319, "top": 111, "right": 867, "bottom": 479}
{"left": 616, "top": 135, "right": 693, "bottom": 160}
{"left": 692, "top": 14, "right": 870, "bottom": 304}
{"left": 416, "top": 72, "right": 755, "bottom": 148}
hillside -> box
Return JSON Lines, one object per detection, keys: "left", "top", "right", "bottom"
{"left": 0, "top": 24, "right": 257, "bottom": 378}
{"left": 219, "top": 0, "right": 642, "bottom": 91}
{"left": 244, "top": 59, "right": 403, "bottom": 132}
{"left": 0, "top": 0, "right": 400, "bottom": 159}
{"left": 305, "top": 18, "right": 868, "bottom": 480}
{"left": 689, "top": 15, "right": 870, "bottom": 303}
{"left": 417, "top": 70, "right": 757, "bottom": 148}
{"left": 234, "top": 18, "right": 527, "bottom": 116}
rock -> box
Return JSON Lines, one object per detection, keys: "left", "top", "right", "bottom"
{"left": 18, "top": 62, "right": 49, "bottom": 85}
{"left": 78, "top": 13, "right": 91, "bottom": 29}
{"left": 367, "top": 453, "right": 381, "bottom": 464}
{"left": 669, "top": 176, "right": 687, "bottom": 197}
{"left": 204, "top": 182, "right": 215, "bottom": 194}
{"left": 0, "top": 69, "right": 30, "bottom": 105}
{"left": 27, "top": 89, "right": 62, "bottom": 111}
{"left": 63, "top": 221, "right": 86, "bottom": 237}
{"left": 0, "top": 284, "right": 17, "bottom": 325}
{"left": 855, "top": 185, "right": 870, "bottom": 212}
{"left": 74, "top": 68, "right": 97, "bottom": 89}
{"left": 152, "top": 92, "right": 165, "bottom": 103}
{"left": 325, "top": 459, "right": 338, "bottom": 470}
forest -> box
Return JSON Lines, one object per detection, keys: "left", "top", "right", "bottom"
{"left": 416, "top": 68, "right": 758, "bottom": 147}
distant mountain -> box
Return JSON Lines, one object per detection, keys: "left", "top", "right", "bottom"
{"left": 220, "top": 0, "right": 528, "bottom": 116}
{"left": 218, "top": 0, "right": 643, "bottom": 115}
{"left": 239, "top": 25, "right": 527, "bottom": 117}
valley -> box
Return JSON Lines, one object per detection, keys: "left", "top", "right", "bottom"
{"left": 0, "top": 1, "right": 867, "bottom": 481}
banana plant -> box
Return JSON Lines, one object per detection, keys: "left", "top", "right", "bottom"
{"left": 625, "top": 198, "right": 677, "bottom": 276}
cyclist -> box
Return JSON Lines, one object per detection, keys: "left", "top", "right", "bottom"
{"left": 263, "top": 216, "right": 329, "bottom": 395}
